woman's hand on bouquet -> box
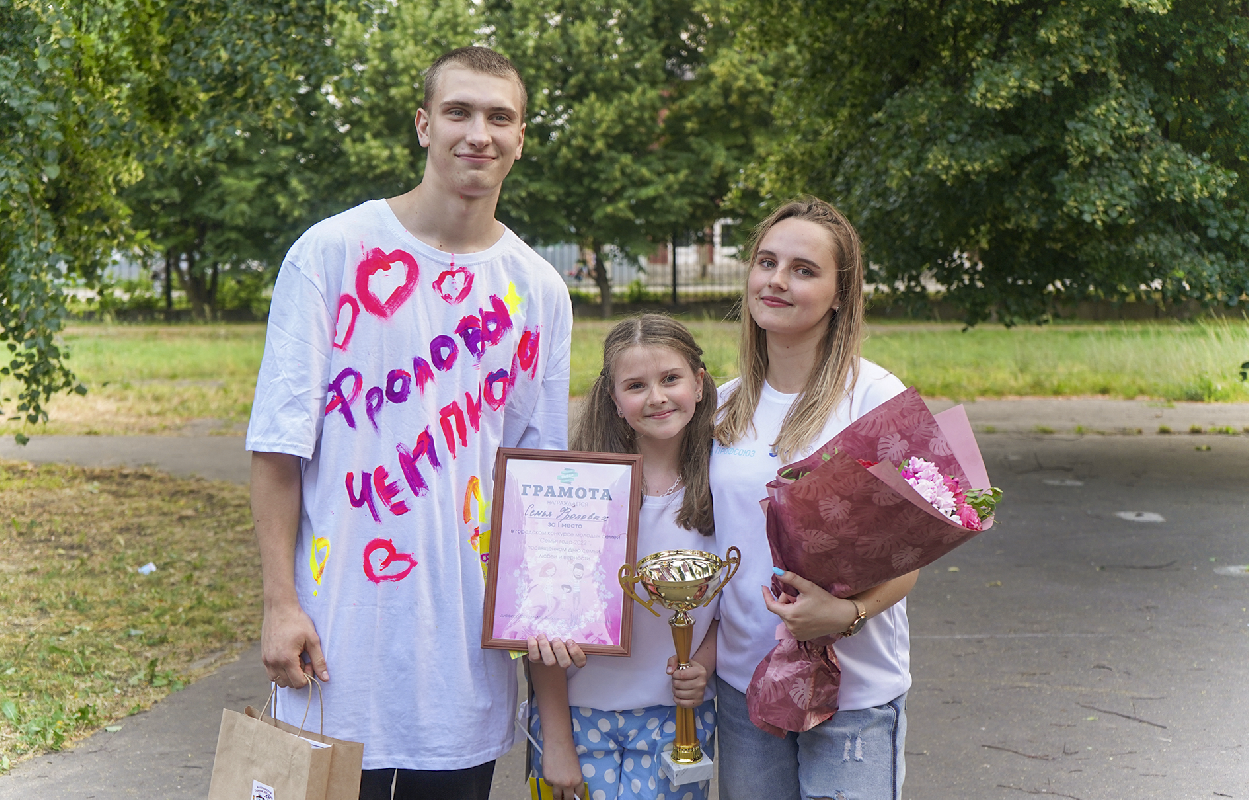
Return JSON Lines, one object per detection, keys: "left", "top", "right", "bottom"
{"left": 541, "top": 739, "right": 585, "bottom": 800}
{"left": 762, "top": 571, "right": 857, "bottom": 642}
{"left": 666, "top": 656, "right": 708, "bottom": 708}
{"left": 527, "top": 634, "right": 587, "bottom": 669}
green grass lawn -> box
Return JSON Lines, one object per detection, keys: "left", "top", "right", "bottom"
{"left": 0, "top": 325, "right": 265, "bottom": 436}
{"left": 571, "top": 319, "right": 742, "bottom": 396}
{"left": 862, "top": 318, "right": 1249, "bottom": 402}
{"left": 0, "top": 462, "right": 260, "bottom": 768}
{"left": 3, "top": 318, "right": 1246, "bottom": 436}
{"left": 580, "top": 317, "right": 1249, "bottom": 401}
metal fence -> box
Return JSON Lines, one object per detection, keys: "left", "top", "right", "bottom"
{"left": 97, "top": 223, "right": 751, "bottom": 308}
{"left": 533, "top": 219, "right": 749, "bottom": 305}
{"left": 105, "top": 255, "right": 151, "bottom": 282}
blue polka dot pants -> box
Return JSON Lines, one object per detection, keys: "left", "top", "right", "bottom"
{"left": 529, "top": 700, "right": 717, "bottom": 800}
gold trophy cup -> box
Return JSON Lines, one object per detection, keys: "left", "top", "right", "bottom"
{"left": 619, "top": 547, "right": 740, "bottom": 785}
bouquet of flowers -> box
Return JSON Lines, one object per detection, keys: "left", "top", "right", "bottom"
{"left": 747, "top": 388, "right": 1001, "bottom": 735}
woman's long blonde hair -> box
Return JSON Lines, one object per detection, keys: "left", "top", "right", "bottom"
{"left": 572, "top": 315, "right": 717, "bottom": 535}
{"left": 714, "top": 197, "right": 866, "bottom": 461}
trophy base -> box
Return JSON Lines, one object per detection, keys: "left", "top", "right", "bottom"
{"left": 660, "top": 748, "right": 714, "bottom": 786}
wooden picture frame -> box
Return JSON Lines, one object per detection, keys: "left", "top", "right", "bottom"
{"left": 481, "top": 448, "right": 643, "bottom": 656}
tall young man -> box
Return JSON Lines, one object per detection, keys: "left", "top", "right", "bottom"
{"left": 247, "top": 47, "right": 572, "bottom": 800}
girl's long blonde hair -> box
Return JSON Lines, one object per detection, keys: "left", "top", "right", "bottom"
{"left": 714, "top": 197, "right": 866, "bottom": 461}
{"left": 572, "top": 314, "right": 717, "bottom": 535}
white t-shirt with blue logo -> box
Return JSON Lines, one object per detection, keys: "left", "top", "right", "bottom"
{"left": 247, "top": 199, "right": 572, "bottom": 770}
{"left": 711, "top": 360, "right": 911, "bottom": 710}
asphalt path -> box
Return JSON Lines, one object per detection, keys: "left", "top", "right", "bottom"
{"left": 0, "top": 399, "right": 1246, "bottom": 799}
{"left": 905, "top": 432, "right": 1249, "bottom": 799}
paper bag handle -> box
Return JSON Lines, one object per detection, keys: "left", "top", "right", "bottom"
{"left": 262, "top": 675, "right": 325, "bottom": 737}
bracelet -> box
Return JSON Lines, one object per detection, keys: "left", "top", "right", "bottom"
{"left": 842, "top": 598, "right": 867, "bottom": 637}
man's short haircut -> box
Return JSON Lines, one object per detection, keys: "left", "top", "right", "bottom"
{"left": 423, "top": 46, "right": 528, "bottom": 118}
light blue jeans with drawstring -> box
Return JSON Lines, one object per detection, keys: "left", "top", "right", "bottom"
{"left": 715, "top": 676, "right": 906, "bottom": 800}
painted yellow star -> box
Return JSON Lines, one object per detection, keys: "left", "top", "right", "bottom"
{"left": 503, "top": 281, "right": 524, "bottom": 315}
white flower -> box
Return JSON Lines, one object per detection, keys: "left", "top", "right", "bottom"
{"left": 901, "top": 457, "right": 958, "bottom": 522}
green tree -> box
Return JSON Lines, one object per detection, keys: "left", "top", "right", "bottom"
{"left": 122, "top": 0, "right": 357, "bottom": 320}
{"left": 316, "top": 0, "right": 477, "bottom": 206}
{"left": 487, "top": 0, "right": 769, "bottom": 316}
{"left": 123, "top": 0, "right": 486, "bottom": 320}
{"left": 1, "top": 0, "right": 370, "bottom": 437}
{"left": 735, "top": 0, "right": 1249, "bottom": 325}
{"left": 0, "top": 1, "right": 138, "bottom": 436}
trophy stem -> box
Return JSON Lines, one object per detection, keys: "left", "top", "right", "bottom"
{"left": 668, "top": 613, "right": 702, "bottom": 764}
{"left": 617, "top": 548, "right": 741, "bottom": 786}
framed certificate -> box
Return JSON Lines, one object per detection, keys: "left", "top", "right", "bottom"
{"left": 481, "top": 448, "right": 643, "bottom": 656}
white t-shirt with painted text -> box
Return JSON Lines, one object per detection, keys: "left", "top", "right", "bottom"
{"left": 246, "top": 199, "right": 572, "bottom": 770}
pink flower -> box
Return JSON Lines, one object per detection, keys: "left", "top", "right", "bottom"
{"left": 944, "top": 475, "right": 966, "bottom": 504}
{"left": 897, "top": 457, "right": 987, "bottom": 529}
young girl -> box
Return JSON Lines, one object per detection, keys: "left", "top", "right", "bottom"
{"left": 711, "top": 198, "right": 917, "bottom": 799}
{"left": 529, "top": 314, "right": 721, "bottom": 800}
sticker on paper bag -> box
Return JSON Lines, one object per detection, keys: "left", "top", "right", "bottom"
{"left": 251, "top": 779, "right": 275, "bottom": 800}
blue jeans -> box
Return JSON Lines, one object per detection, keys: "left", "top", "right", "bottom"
{"left": 715, "top": 676, "right": 906, "bottom": 800}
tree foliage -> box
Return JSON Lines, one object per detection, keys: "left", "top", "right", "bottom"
{"left": 2, "top": 0, "right": 374, "bottom": 433}
{"left": 487, "top": 0, "right": 770, "bottom": 315}
{"left": 13, "top": 0, "right": 1248, "bottom": 436}
{"left": 0, "top": 1, "right": 138, "bottom": 436}
{"left": 321, "top": 0, "right": 477, "bottom": 205}
{"left": 121, "top": 0, "right": 358, "bottom": 319}
{"left": 734, "top": 0, "right": 1249, "bottom": 325}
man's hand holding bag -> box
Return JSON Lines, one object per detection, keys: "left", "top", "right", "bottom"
{"left": 208, "top": 677, "right": 363, "bottom": 800}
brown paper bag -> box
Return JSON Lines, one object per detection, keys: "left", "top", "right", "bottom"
{"left": 208, "top": 678, "right": 364, "bottom": 800}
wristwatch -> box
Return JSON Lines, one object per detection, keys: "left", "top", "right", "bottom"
{"left": 843, "top": 599, "right": 867, "bottom": 637}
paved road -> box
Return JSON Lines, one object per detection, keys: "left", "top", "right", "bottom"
{"left": 0, "top": 399, "right": 1246, "bottom": 799}
{"left": 905, "top": 433, "right": 1249, "bottom": 799}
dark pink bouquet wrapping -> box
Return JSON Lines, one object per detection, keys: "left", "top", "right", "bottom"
{"left": 747, "top": 388, "right": 1000, "bottom": 736}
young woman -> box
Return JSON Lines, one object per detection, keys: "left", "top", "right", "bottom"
{"left": 529, "top": 315, "right": 721, "bottom": 800}
{"left": 711, "top": 198, "right": 917, "bottom": 799}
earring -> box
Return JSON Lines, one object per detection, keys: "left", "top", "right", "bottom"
{"left": 616, "top": 407, "right": 624, "bottom": 417}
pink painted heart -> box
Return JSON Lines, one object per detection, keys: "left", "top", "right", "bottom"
{"left": 356, "top": 248, "right": 419, "bottom": 319}
{"left": 516, "top": 327, "right": 540, "bottom": 377}
{"left": 363, "top": 538, "right": 417, "bottom": 584}
{"left": 333, "top": 294, "right": 360, "bottom": 351}
{"left": 432, "top": 265, "right": 474, "bottom": 305}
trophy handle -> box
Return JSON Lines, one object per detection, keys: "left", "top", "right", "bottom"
{"left": 618, "top": 564, "right": 662, "bottom": 617}
{"left": 703, "top": 545, "right": 742, "bottom": 605}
